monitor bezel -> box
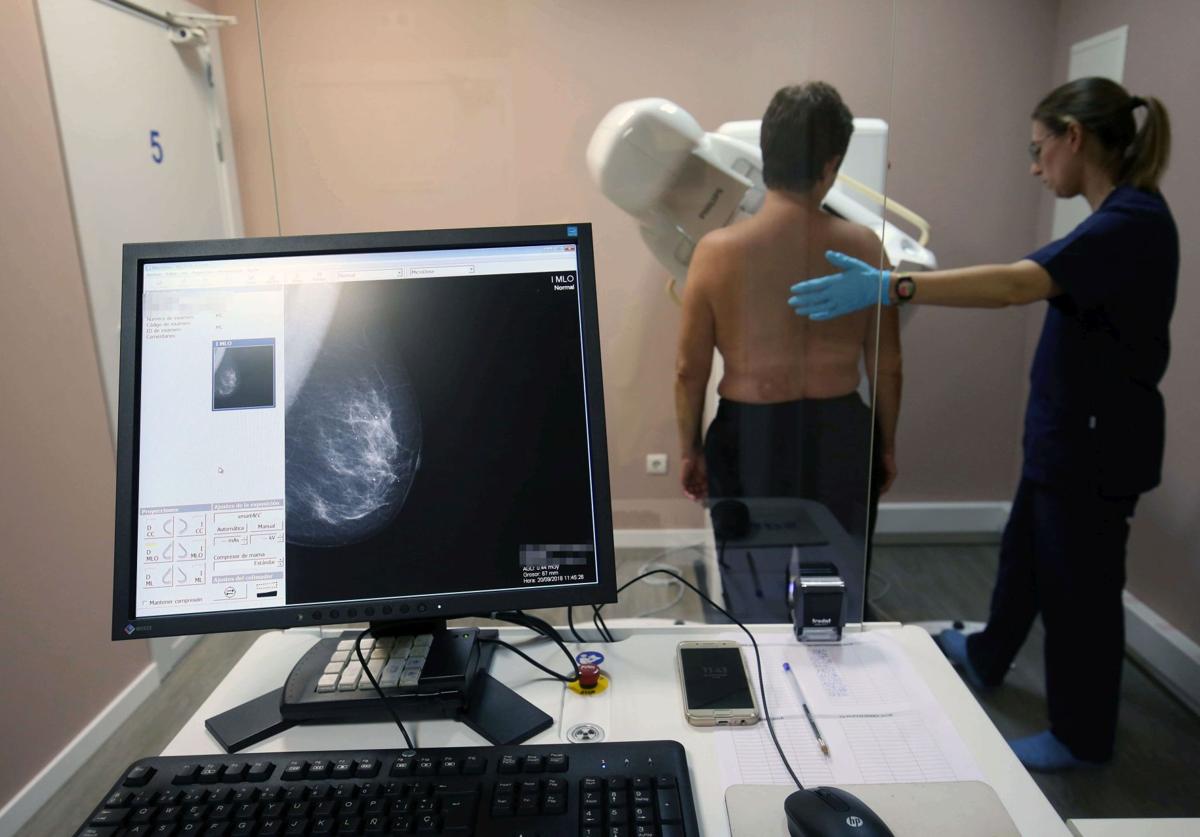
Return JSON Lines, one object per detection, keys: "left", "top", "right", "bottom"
{"left": 112, "top": 223, "right": 616, "bottom": 640}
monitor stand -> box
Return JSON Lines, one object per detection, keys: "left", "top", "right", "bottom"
{"left": 204, "top": 621, "right": 553, "bottom": 753}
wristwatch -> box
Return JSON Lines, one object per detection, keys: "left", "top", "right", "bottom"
{"left": 893, "top": 273, "right": 916, "bottom": 304}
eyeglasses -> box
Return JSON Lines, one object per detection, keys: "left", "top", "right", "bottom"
{"left": 1028, "top": 135, "right": 1054, "bottom": 163}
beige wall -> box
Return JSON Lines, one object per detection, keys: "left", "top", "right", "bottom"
{"left": 887, "top": 0, "right": 1057, "bottom": 501}
{"left": 1044, "top": 1, "right": 1200, "bottom": 643}
{"left": 218, "top": 0, "right": 1057, "bottom": 527}
{"left": 0, "top": 0, "right": 151, "bottom": 809}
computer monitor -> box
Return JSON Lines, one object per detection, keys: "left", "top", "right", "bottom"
{"left": 111, "top": 223, "right": 615, "bottom": 644}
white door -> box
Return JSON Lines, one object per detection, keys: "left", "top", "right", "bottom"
{"left": 38, "top": 0, "right": 245, "bottom": 675}
{"left": 1050, "top": 25, "right": 1129, "bottom": 240}
{"left": 37, "top": 0, "right": 244, "bottom": 439}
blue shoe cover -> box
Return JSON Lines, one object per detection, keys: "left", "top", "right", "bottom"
{"left": 1009, "top": 730, "right": 1106, "bottom": 772}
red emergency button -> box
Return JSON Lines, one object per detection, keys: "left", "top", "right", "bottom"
{"left": 577, "top": 663, "right": 601, "bottom": 690}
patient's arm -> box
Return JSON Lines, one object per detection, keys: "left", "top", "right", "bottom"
{"left": 847, "top": 225, "right": 901, "bottom": 493}
{"left": 675, "top": 238, "right": 719, "bottom": 500}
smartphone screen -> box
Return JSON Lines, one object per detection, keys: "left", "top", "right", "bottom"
{"left": 680, "top": 646, "right": 755, "bottom": 710}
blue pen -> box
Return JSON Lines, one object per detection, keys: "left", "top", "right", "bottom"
{"left": 783, "top": 662, "right": 829, "bottom": 756}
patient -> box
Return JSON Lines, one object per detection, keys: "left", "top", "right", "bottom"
{"left": 674, "top": 82, "right": 901, "bottom": 580}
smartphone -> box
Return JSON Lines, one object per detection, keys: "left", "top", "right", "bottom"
{"left": 676, "top": 640, "right": 760, "bottom": 726}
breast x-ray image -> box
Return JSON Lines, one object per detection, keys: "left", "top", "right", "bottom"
{"left": 212, "top": 340, "right": 276, "bottom": 410}
{"left": 279, "top": 271, "right": 594, "bottom": 605}
{"left": 282, "top": 284, "right": 423, "bottom": 548}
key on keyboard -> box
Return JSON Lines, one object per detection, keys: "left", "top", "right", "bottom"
{"left": 72, "top": 740, "right": 699, "bottom": 836}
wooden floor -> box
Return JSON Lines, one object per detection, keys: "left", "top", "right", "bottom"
{"left": 17, "top": 544, "right": 1200, "bottom": 835}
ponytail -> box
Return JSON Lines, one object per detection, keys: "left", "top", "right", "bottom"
{"left": 1124, "top": 95, "right": 1171, "bottom": 191}
{"left": 1032, "top": 78, "right": 1172, "bottom": 191}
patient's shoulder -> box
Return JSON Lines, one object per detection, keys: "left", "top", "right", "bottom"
{"left": 828, "top": 217, "right": 884, "bottom": 264}
{"left": 697, "top": 223, "right": 744, "bottom": 254}
{"left": 691, "top": 225, "right": 745, "bottom": 277}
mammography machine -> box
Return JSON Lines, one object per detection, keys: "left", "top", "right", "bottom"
{"left": 587, "top": 98, "right": 937, "bottom": 293}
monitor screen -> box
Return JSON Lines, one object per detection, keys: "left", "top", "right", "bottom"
{"left": 113, "top": 224, "right": 615, "bottom": 639}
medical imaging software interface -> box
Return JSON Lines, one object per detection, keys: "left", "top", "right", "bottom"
{"left": 134, "top": 243, "right": 598, "bottom": 619}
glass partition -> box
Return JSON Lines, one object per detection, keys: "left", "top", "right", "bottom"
{"left": 241, "top": 0, "right": 902, "bottom": 627}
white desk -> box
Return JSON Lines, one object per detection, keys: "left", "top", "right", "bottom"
{"left": 165, "top": 622, "right": 1069, "bottom": 836}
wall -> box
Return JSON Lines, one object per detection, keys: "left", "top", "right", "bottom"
{"left": 887, "top": 0, "right": 1058, "bottom": 501}
{"left": 216, "top": 0, "right": 1057, "bottom": 528}
{"left": 1044, "top": 1, "right": 1200, "bottom": 643}
{"left": 0, "top": 0, "right": 152, "bottom": 810}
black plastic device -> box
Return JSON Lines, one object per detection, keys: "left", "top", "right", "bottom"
{"left": 71, "top": 741, "right": 701, "bottom": 836}
{"left": 784, "top": 787, "right": 895, "bottom": 837}
{"left": 279, "top": 628, "right": 487, "bottom": 725}
{"left": 110, "top": 224, "right": 616, "bottom": 746}
{"left": 788, "top": 561, "right": 846, "bottom": 643}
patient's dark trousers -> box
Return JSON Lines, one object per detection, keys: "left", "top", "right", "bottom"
{"left": 704, "top": 394, "right": 881, "bottom": 551}
{"left": 967, "top": 478, "right": 1138, "bottom": 761}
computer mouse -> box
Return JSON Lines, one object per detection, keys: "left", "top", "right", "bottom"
{"left": 784, "top": 787, "right": 895, "bottom": 837}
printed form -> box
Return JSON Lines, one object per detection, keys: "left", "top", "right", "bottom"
{"left": 715, "top": 632, "right": 983, "bottom": 787}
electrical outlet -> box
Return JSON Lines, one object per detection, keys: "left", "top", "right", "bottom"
{"left": 646, "top": 453, "right": 668, "bottom": 475}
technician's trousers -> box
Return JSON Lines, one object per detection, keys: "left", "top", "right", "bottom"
{"left": 967, "top": 477, "right": 1138, "bottom": 762}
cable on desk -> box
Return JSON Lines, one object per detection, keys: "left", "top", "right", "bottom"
{"left": 354, "top": 627, "right": 414, "bottom": 751}
{"left": 491, "top": 611, "right": 581, "bottom": 680}
{"left": 598, "top": 568, "right": 803, "bottom": 790}
{"left": 480, "top": 637, "right": 578, "bottom": 683}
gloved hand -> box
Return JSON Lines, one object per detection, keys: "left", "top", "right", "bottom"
{"left": 788, "top": 251, "right": 891, "bottom": 320}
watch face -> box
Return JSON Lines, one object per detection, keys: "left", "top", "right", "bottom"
{"left": 897, "top": 276, "right": 915, "bottom": 300}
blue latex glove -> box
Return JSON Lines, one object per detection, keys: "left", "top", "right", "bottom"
{"left": 788, "top": 251, "right": 891, "bottom": 320}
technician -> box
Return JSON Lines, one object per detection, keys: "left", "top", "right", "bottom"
{"left": 788, "top": 77, "right": 1176, "bottom": 772}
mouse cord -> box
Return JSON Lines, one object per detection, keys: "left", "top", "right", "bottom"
{"left": 597, "top": 568, "right": 803, "bottom": 789}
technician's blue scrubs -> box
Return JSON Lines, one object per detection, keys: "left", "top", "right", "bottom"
{"left": 966, "top": 185, "right": 1179, "bottom": 761}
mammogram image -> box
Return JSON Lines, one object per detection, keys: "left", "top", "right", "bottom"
{"left": 282, "top": 285, "right": 423, "bottom": 547}
{"left": 212, "top": 343, "right": 275, "bottom": 410}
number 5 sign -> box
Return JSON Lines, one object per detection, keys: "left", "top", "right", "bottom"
{"left": 150, "top": 129, "right": 163, "bottom": 164}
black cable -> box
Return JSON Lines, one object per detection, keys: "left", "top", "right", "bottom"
{"left": 566, "top": 606, "right": 585, "bottom": 644}
{"left": 512, "top": 610, "right": 565, "bottom": 644}
{"left": 354, "top": 627, "right": 414, "bottom": 751}
{"left": 597, "top": 606, "right": 615, "bottom": 642}
{"left": 599, "top": 568, "right": 803, "bottom": 790}
{"left": 480, "top": 637, "right": 578, "bottom": 683}
{"left": 592, "top": 604, "right": 615, "bottom": 643}
{"left": 491, "top": 611, "right": 581, "bottom": 679}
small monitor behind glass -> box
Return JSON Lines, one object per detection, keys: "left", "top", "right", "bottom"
{"left": 112, "top": 223, "right": 615, "bottom": 641}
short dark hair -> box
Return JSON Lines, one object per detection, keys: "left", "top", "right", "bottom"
{"left": 761, "top": 82, "right": 854, "bottom": 193}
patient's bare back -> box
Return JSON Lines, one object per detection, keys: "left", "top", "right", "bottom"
{"left": 698, "top": 205, "right": 880, "bottom": 403}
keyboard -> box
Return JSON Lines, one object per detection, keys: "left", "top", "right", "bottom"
{"left": 277, "top": 630, "right": 491, "bottom": 726}
{"left": 73, "top": 740, "right": 700, "bottom": 836}
{"left": 316, "top": 634, "right": 436, "bottom": 693}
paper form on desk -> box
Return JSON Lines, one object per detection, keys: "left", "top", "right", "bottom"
{"left": 714, "top": 632, "right": 983, "bottom": 787}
